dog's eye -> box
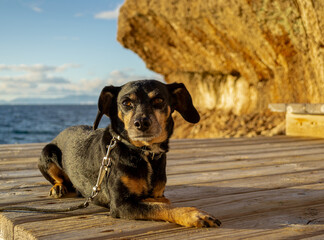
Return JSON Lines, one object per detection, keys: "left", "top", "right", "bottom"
{"left": 122, "top": 99, "right": 133, "bottom": 108}
{"left": 152, "top": 97, "right": 164, "bottom": 107}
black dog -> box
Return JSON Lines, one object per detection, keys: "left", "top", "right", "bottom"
{"left": 38, "top": 80, "right": 221, "bottom": 227}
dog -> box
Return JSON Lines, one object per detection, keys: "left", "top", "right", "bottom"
{"left": 38, "top": 80, "right": 221, "bottom": 227}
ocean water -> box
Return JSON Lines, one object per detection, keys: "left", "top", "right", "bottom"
{"left": 0, "top": 105, "right": 110, "bottom": 144}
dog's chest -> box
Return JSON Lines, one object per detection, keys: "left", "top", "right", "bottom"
{"left": 141, "top": 153, "right": 154, "bottom": 186}
{"left": 120, "top": 153, "right": 163, "bottom": 197}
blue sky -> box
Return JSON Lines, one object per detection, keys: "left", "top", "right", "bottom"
{"left": 0, "top": 0, "right": 161, "bottom": 101}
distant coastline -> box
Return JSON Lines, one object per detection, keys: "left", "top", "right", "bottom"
{"left": 0, "top": 94, "right": 98, "bottom": 105}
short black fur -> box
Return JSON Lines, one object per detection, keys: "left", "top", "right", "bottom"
{"left": 38, "top": 80, "right": 221, "bottom": 227}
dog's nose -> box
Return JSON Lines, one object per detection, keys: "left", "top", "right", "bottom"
{"left": 134, "top": 117, "right": 151, "bottom": 131}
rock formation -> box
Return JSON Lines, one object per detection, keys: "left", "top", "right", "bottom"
{"left": 117, "top": 0, "right": 324, "bottom": 138}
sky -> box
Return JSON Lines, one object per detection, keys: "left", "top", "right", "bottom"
{"left": 0, "top": 0, "right": 162, "bottom": 102}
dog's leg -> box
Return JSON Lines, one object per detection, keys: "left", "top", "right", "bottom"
{"left": 143, "top": 202, "right": 221, "bottom": 227}
{"left": 110, "top": 197, "right": 221, "bottom": 227}
{"left": 38, "top": 144, "right": 73, "bottom": 198}
{"left": 46, "top": 163, "right": 69, "bottom": 198}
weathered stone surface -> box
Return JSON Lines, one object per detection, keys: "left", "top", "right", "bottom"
{"left": 117, "top": 0, "right": 323, "bottom": 138}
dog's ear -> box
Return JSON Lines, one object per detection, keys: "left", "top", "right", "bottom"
{"left": 93, "top": 86, "right": 121, "bottom": 130}
{"left": 167, "top": 83, "right": 200, "bottom": 123}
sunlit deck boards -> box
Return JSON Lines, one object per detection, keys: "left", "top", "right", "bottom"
{"left": 1, "top": 136, "right": 324, "bottom": 239}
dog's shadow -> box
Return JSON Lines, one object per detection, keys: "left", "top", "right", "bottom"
{"left": 165, "top": 184, "right": 324, "bottom": 230}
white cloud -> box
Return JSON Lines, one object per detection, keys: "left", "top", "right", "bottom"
{"left": 0, "top": 66, "right": 163, "bottom": 101}
{"left": 55, "top": 63, "right": 80, "bottom": 72}
{"left": 0, "top": 73, "right": 69, "bottom": 84}
{"left": 31, "top": 6, "right": 43, "bottom": 13}
{"left": 40, "top": 68, "right": 163, "bottom": 98}
{"left": 0, "top": 63, "right": 79, "bottom": 89}
{"left": 0, "top": 64, "right": 80, "bottom": 100}
{"left": 6, "top": 63, "right": 79, "bottom": 72}
{"left": 0, "top": 63, "right": 79, "bottom": 74}
{"left": 105, "top": 68, "right": 164, "bottom": 86}
{"left": 74, "top": 12, "right": 84, "bottom": 18}
{"left": 94, "top": 4, "right": 121, "bottom": 20}
{"left": 58, "top": 68, "right": 162, "bottom": 95}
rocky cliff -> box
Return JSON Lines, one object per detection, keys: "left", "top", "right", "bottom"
{"left": 117, "top": 0, "right": 324, "bottom": 138}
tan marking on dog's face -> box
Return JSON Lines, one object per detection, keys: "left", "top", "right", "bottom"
{"left": 119, "top": 109, "right": 133, "bottom": 131}
{"left": 123, "top": 111, "right": 133, "bottom": 131}
{"left": 128, "top": 105, "right": 171, "bottom": 147}
{"left": 148, "top": 90, "right": 158, "bottom": 99}
{"left": 148, "top": 105, "right": 171, "bottom": 144}
{"left": 118, "top": 93, "right": 137, "bottom": 132}
{"left": 128, "top": 93, "right": 136, "bottom": 101}
{"left": 121, "top": 175, "right": 148, "bottom": 196}
{"left": 118, "top": 110, "right": 123, "bottom": 122}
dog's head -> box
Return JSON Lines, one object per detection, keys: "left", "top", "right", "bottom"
{"left": 93, "top": 80, "right": 199, "bottom": 149}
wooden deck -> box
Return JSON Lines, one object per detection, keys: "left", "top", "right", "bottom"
{"left": 1, "top": 136, "right": 324, "bottom": 239}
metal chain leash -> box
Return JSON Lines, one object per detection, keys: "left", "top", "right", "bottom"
{"left": 82, "top": 136, "right": 119, "bottom": 208}
{"left": 0, "top": 136, "right": 120, "bottom": 213}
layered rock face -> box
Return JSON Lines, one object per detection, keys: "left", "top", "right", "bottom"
{"left": 117, "top": 0, "right": 324, "bottom": 138}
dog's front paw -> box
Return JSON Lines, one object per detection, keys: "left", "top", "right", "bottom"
{"left": 173, "top": 207, "right": 221, "bottom": 228}
{"left": 49, "top": 183, "right": 68, "bottom": 198}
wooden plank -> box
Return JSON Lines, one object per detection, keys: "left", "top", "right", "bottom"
{"left": 206, "top": 203, "right": 324, "bottom": 240}
{"left": 0, "top": 176, "right": 45, "bottom": 192}
{"left": 0, "top": 150, "right": 42, "bottom": 160}
{"left": 167, "top": 161, "right": 324, "bottom": 187}
{"left": 167, "top": 142, "right": 324, "bottom": 165}
{"left": 13, "top": 213, "right": 174, "bottom": 240}
{"left": 169, "top": 137, "right": 324, "bottom": 153}
{"left": 0, "top": 143, "right": 45, "bottom": 150}
{"left": 1, "top": 204, "right": 107, "bottom": 240}
{"left": 0, "top": 161, "right": 38, "bottom": 171}
{"left": 286, "top": 113, "right": 324, "bottom": 138}
{"left": 169, "top": 135, "right": 323, "bottom": 149}
{"left": 167, "top": 154, "right": 324, "bottom": 177}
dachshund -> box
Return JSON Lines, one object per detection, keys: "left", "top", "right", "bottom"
{"left": 38, "top": 80, "right": 221, "bottom": 227}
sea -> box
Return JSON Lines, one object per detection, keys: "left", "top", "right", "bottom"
{"left": 0, "top": 105, "right": 110, "bottom": 144}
